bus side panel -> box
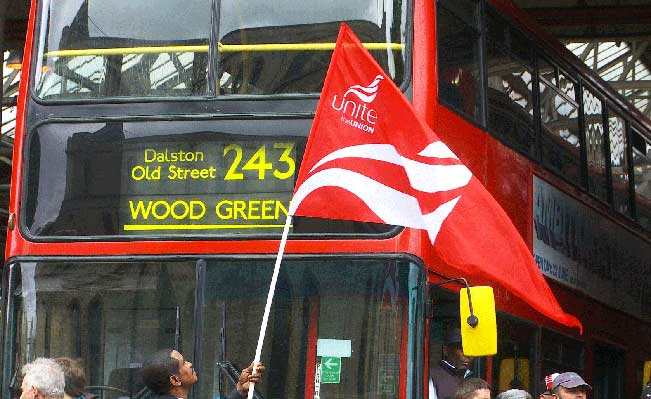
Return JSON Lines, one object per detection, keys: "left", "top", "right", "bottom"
{"left": 412, "top": 0, "right": 436, "bottom": 126}
{"left": 5, "top": 0, "right": 38, "bottom": 260}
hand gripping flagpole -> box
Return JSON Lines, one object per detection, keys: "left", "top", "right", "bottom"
{"left": 247, "top": 214, "right": 293, "bottom": 399}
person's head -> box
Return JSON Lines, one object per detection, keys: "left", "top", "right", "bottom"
{"left": 143, "top": 349, "right": 197, "bottom": 396}
{"left": 21, "top": 358, "right": 66, "bottom": 399}
{"left": 443, "top": 328, "right": 473, "bottom": 371}
{"left": 550, "top": 372, "right": 591, "bottom": 399}
{"left": 496, "top": 389, "right": 532, "bottom": 399}
{"left": 53, "top": 358, "right": 86, "bottom": 398}
{"left": 453, "top": 377, "right": 491, "bottom": 399}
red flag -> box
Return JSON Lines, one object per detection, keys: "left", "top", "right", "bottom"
{"left": 289, "top": 24, "right": 582, "bottom": 331}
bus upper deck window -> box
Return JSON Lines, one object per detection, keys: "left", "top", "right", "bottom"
{"left": 485, "top": 9, "right": 535, "bottom": 158}
{"left": 34, "top": 0, "right": 408, "bottom": 99}
{"left": 436, "top": 0, "right": 482, "bottom": 121}
{"left": 583, "top": 87, "right": 608, "bottom": 203}
{"left": 632, "top": 129, "right": 651, "bottom": 230}
{"left": 608, "top": 112, "right": 633, "bottom": 218}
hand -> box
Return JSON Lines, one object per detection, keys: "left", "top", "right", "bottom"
{"left": 236, "top": 362, "right": 265, "bottom": 397}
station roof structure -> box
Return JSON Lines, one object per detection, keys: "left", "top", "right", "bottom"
{"left": 515, "top": 0, "right": 651, "bottom": 121}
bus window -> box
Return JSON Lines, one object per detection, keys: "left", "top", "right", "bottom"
{"left": 217, "top": 3, "right": 406, "bottom": 95}
{"left": 485, "top": 9, "right": 535, "bottom": 157}
{"left": 196, "top": 258, "right": 424, "bottom": 399}
{"left": 557, "top": 72, "right": 576, "bottom": 102}
{"left": 6, "top": 258, "right": 425, "bottom": 399}
{"left": 608, "top": 112, "right": 633, "bottom": 218}
{"left": 583, "top": 87, "right": 608, "bottom": 203}
{"left": 492, "top": 315, "right": 536, "bottom": 395}
{"left": 539, "top": 68, "right": 581, "bottom": 186}
{"left": 35, "top": 0, "right": 212, "bottom": 99}
{"left": 592, "top": 343, "right": 624, "bottom": 399}
{"left": 632, "top": 129, "right": 651, "bottom": 231}
{"left": 23, "top": 115, "right": 394, "bottom": 239}
{"left": 540, "top": 328, "right": 584, "bottom": 382}
{"left": 436, "top": 0, "right": 482, "bottom": 122}
{"left": 34, "top": 0, "right": 407, "bottom": 99}
{"left": 6, "top": 261, "right": 197, "bottom": 399}
{"left": 538, "top": 58, "right": 557, "bottom": 87}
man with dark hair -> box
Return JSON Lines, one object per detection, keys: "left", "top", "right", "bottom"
{"left": 430, "top": 328, "right": 473, "bottom": 399}
{"left": 453, "top": 378, "right": 490, "bottom": 399}
{"left": 143, "top": 349, "right": 263, "bottom": 399}
{"left": 550, "top": 372, "right": 590, "bottom": 399}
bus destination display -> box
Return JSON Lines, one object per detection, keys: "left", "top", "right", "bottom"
{"left": 121, "top": 140, "right": 296, "bottom": 234}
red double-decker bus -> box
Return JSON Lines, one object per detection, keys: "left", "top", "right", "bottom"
{"left": 3, "top": 1, "right": 650, "bottom": 399}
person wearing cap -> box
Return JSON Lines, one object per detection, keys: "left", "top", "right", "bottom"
{"left": 429, "top": 328, "right": 473, "bottom": 399}
{"left": 550, "top": 372, "right": 591, "bottom": 399}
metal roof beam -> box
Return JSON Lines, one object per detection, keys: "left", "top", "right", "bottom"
{"left": 607, "top": 80, "right": 651, "bottom": 90}
{"left": 524, "top": 6, "right": 651, "bottom": 27}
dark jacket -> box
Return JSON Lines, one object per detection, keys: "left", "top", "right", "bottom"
{"left": 430, "top": 360, "right": 470, "bottom": 399}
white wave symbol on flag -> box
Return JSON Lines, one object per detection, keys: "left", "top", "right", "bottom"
{"left": 291, "top": 168, "right": 461, "bottom": 244}
{"left": 342, "top": 75, "right": 384, "bottom": 103}
{"left": 291, "top": 143, "right": 472, "bottom": 243}
{"left": 308, "top": 143, "right": 472, "bottom": 193}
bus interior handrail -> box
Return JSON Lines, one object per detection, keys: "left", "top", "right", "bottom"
{"left": 43, "top": 42, "right": 404, "bottom": 58}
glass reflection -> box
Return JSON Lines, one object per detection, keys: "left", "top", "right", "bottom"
{"left": 34, "top": 0, "right": 407, "bottom": 98}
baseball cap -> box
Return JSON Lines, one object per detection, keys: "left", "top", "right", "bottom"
{"left": 551, "top": 372, "right": 592, "bottom": 391}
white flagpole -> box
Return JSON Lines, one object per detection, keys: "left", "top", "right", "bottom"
{"left": 247, "top": 214, "right": 293, "bottom": 399}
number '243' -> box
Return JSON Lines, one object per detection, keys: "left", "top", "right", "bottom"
{"left": 223, "top": 143, "right": 295, "bottom": 180}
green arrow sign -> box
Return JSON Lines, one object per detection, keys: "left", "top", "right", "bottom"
{"left": 321, "top": 357, "right": 341, "bottom": 383}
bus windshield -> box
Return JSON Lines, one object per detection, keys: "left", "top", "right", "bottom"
{"left": 34, "top": 0, "right": 408, "bottom": 99}
{"left": 5, "top": 258, "right": 424, "bottom": 399}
